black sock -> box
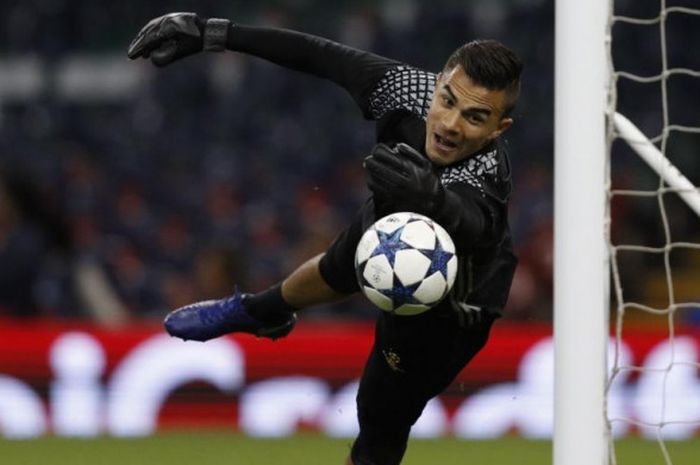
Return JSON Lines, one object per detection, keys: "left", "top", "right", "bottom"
{"left": 244, "top": 283, "right": 297, "bottom": 322}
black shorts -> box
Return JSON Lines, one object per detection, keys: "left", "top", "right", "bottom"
{"left": 351, "top": 307, "right": 496, "bottom": 465}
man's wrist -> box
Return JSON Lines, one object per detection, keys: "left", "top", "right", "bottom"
{"left": 203, "top": 18, "right": 231, "bottom": 51}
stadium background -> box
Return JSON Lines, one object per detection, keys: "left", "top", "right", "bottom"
{"left": 0, "top": 0, "right": 698, "bottom": 463}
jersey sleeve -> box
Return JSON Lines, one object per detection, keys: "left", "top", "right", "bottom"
{"left": 365, "top": 65, "right": 436, "bottom": 120}
{"left": 226, "top": 25, "right": 435, "bottom": 120}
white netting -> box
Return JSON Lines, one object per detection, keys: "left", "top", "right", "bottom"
{"left": 606, "top": 1, "right": 700, "bottom": 464}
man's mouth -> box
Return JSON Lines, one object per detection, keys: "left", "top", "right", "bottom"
{"left": 434, "top": 133, "right": 459, "bottom": 151}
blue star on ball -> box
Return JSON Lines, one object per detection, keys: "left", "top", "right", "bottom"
{"left": 423, "top": 238, "right": 454, "bottom": 280}
{"left": 370, "top": 226, "right": 412, "bottom": 267}
{"left": 380, "top": 281, "right": 421, "bottom": 307}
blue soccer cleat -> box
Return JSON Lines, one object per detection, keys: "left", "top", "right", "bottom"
{"left": 163, "top": 289, "right": 297, "bottom": 342}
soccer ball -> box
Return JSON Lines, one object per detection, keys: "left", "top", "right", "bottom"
{"left": 354, "top": 212, "right": 458, "bottom": 315}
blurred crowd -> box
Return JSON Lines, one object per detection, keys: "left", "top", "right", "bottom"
{"left": 0, "top": 0, "right": 697, "bottom": 325}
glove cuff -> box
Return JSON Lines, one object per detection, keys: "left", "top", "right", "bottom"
{"left": 203, "top": 18, "right": 230, "bottom": 51}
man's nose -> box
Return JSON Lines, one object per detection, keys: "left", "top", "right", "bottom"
{"left": 440, "top": 110, "right": 460, "bottom": 133}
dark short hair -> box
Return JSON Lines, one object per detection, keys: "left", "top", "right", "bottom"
{"left": 443, "top": 40, "right": 523, "bottom": 117}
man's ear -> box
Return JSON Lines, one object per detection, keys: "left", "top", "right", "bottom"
{"left": 489, "top": 117, "right": 513, "bottom": 140}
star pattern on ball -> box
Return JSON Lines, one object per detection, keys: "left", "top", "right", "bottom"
{"left": 370, "top": 226, "right": 411, "bottom": 267}
{"left": 423, "top": 235, "right": 454, "bottom": 279}
{"left": 380, "top": 281, "right": 420, "bottom": 307}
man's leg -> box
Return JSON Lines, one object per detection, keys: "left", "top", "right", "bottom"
{"left": 351, "top": 342, "right": 413, "bottom": 465}
{"left": 241, "top": 253, "right": 348, "bottom": 322}
{"left": 164, "top": 253, "right": 348, "bottom": 341}
{"left": 350, "top": 308, "right": 496, "bottom": 465}
{"left": 280, "top": 254, "right": 348, "bottom": 308}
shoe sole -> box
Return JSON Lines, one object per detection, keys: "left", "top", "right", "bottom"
{"left": 255, "top": 314, "right": 297, "bottom": 340}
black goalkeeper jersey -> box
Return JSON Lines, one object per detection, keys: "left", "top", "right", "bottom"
{"left": 228, "top": 26, "right": 517, "bottom": 316}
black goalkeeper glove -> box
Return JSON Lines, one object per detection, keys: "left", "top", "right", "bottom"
{"left": 127, "top": 13, "right": 230, "bottom": 67}
{"left": 364, "top": 143, "right": 445, "bottom": 215}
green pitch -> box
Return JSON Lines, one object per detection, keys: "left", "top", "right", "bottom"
{"left": 1, "top": 432, "right": 698, "bottom": 465}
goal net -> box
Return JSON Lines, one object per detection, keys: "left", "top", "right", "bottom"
{"left": 555, "top": 1, "right": 700, "bottom": 465}
{"left": 606, "top": 1, "right": 700, "bottom": 464}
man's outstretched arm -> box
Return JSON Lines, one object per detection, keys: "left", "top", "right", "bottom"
{"left": 127, "top": 12, "right": 399, "bottom": 118}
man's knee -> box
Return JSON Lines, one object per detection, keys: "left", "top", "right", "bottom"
{"left": 350, "top": 422, "right": 411, "bottom": 465}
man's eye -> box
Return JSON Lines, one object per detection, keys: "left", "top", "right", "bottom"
{"left": 441, "top": 95, "right": 453, "bottom": 106}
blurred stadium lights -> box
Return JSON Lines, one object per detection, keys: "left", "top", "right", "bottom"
{"left": 0, "top": 57, "right": 44, "bottom": 102}
{"left": 0, "top": 55, "right": 147, "bottom": 105}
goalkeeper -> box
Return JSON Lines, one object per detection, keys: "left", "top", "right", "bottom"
{"left": 128, "top": 13, "right": 522, "bottom": 465}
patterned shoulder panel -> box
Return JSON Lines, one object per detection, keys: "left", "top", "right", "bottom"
{"left": 367, "top": 65, "right": 437, "bottom": 120}
{"left": 438, "top": 148, "right": 500, "bottom": 197}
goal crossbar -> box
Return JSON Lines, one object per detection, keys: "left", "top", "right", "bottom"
{"left": 613, "top": 112, "right": 700, "bottom": 217}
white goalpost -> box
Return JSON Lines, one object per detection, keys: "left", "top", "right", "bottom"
{"left": 555, "top": 1, "right": 700, "bottom": 464}
{"left": 553, "top": 0, "right": 610, "bottom": 464}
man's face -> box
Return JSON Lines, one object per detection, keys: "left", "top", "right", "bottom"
{"left": 425, "top": 66, "right": 513, "bottom": 166}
